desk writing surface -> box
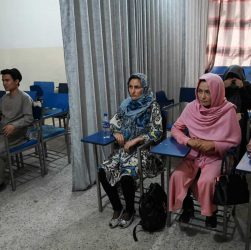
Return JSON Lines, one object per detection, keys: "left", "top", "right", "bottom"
{"left": 42, "top": 108, "right": 64, "bottom": 119}
{"left": 81, "top": 131, "right": 115, "bottom": 146}
{"left": 150, "top": 136, "right": 190, "bottom": 157}
{"left": 236, "top": 153, "right": 251, "bottom": 173}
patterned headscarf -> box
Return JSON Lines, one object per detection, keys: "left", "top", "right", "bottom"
{"left": 118, "top": 73, "right": 154, "bottom": 140}
{"left": 120, "top": 73, "right": 153, "bottom": 117}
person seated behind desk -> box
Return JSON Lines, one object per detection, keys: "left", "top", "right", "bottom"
{"left": 223, "top": 65, "right": 251, "bottom": 158}
{"left": 98, "top": 73, "right": 163, "bottom": 229}
{"left": 169, "top": 73, "right": 241, "bottom": 228}
{"left": 0, "top": 68, "right": 33, "bottom": 191}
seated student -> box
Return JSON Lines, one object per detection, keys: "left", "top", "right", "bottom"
{"left": 0, "top": 68, "right": 33, "bottom": 191}
{"left": 98, "top": 73, "right": 163, "bottom": 229}
{"left": 223, "top": 65, "right": 251, "bottom": 158}
{"left": 169, "top": 73, "right": 241, "bottom": 228}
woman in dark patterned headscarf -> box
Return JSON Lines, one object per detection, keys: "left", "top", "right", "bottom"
{"left": 99, "top": 73, "right": 163, "bottom": 229}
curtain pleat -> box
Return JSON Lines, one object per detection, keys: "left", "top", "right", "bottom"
{"left": 59, "top": 0, "right": 209, "bottom": 190}
{"left": 206, "top": 0, "right": 251, "bottom": 68}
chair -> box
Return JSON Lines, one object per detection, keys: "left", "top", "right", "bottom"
{"left": 177, "top": 87, "right": 196, "bottom": 114}
{"left": 34, "top": 81, "right": 55, "bottom": 94}
{"left": 0, "top": 91, "right": 6, "bottom": 98}
{"left": 156, "top": 91, "right": 174, "bottom": 110}
{"left": 163, "top": 87, "right": 196, "bottom": 127}
{"left": 40, "top": 93, "right": 71, "bottom": 168}
{"left": 58, "top": 83, "right": 69, "bottom": 93}
{"left": 43, "top": 93, "right": 69, "bottom": 128}
{"left": 137, "top": 142, "right": 165, "bottom": 197}
{"left": 179, "top": 87, "right": 196, "bottom": 103}
{"left": 25, "top": 91, "right": 38, "bottom": 101}
{"left": 243, "top": 66, "right": 251, "bottom": 83}
{"left": 2, "top": 106, "right": 45, "bottom": 191}
{"left": 156, "top": 91, "right": 174, "bottom": 131}
{"left": 210, "top": 66, "right": 228, "bottom": 79}
{"left": 30, "top": 85, "right": 43, "bottom": 101}
{"left": 43, "top": 93, "right": 69, "bottom": 111}
{"left": 87, "top": 139, "right": 165, "bottom": 213}
{"left": 170, "top": 148, "right": 238, "bottom": 239}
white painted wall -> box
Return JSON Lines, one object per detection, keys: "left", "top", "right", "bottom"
{"left": 0, "top": 0, "right": 66, "bottom": 90}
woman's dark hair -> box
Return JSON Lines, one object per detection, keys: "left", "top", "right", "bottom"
{"left": 1, "top": 68, "right": 22, "bottom": 82}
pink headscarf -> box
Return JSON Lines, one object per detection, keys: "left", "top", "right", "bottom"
{"left": 181, "top": 73, "right": 240, "bottom": 143}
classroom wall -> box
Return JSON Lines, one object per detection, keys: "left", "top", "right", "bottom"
{"left": 0, "top": 0, "right": 66, "bottom": 91}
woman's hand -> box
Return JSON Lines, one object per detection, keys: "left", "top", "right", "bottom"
{"left": 236, "top": 113, "right": 242, "bottom": 121}
{"left": 235, "top": 78, "right": 244, "bottom": 88}
{"left": 124, "top": 136, "right": 144, "bottom": 152}
{"left": 187, "top": 138, "right": 214, "bottom": 153}
{"left": 197, "top": 140, "right": 215, "bottom": 153}
{"left": 223, "top": 79, "right": 232, "bottom": 88}
{"left": 187, "top": 138, "right": 201, "bottom": 149}
{"left": 113, "top": 133, "right": 125, "bottom": 146}
{"left": 247, "top": 139, "right": 251, "bottom": 152}
{"left": 224, "top": 78, "right": 243, "bottom": 88}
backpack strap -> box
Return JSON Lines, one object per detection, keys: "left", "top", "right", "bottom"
{"left": 133, "top": 221, "right": 142, "bottom": 242}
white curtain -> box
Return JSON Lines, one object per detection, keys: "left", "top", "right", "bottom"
{"left": 59, "top": 0, "right": 208, "bottom": 190}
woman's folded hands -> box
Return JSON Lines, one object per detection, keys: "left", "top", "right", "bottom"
{"left": 114, "top": 132, "right": 125, "bottom": 146}
{"left": 114, "top": 132, "right": 144, "bottom": 152}
{"left": 187, "top": 138, "right": 215, "bottom": 153}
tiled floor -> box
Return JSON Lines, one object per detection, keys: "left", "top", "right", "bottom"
{"left": 0, "top": 138, "right": 249, "bottom": 250}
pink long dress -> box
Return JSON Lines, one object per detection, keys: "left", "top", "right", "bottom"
{"left": 169, "top": 73, "right": 241, "bottom": 216}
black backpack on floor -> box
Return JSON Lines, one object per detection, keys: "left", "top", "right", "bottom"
{"left": 133, "top": 183, "right": 167, "bottom": 241}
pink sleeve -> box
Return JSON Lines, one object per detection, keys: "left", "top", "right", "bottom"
{"left": 214, "top": 142, "right": 234, "bottom": 157}
{"left": 171, "top": 115, "right": 190, "bottom": 146}
{"left": 214, "top": 109, "right": 241, "bottom": 157}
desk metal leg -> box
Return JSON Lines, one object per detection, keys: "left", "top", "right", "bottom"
{"left": 245, "top": 184, "right": 251, "bottom": 250}
{"left": 166, "top": 156, "right": 171, "bottom": 227}
{"left": 94, "top": 145, "right": 103, "bottom": 212}
{"left": 161, "top": 171, "right": 165, "bottom": 191}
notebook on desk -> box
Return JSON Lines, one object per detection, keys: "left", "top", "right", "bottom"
{"left": 236, "top": 153, "right": 251, "bottom": 173}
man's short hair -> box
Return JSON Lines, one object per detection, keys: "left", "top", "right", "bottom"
{"left": 1, "top": 68, "right": 22, "bottom": 82}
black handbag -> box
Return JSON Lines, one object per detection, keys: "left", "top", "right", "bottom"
{"left": 213, "top": 151, "right": 249, "bottom": 205}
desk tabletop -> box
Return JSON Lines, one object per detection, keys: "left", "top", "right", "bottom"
{"left": 236, "top": 153, "right": 251, "bottom": 173}
{"left": 81, "top": 131, "right": 115, "bottom": 146}
{"left": 150, "top": 136, "right": 190, "bottom": 157}
{"left": 42, "top": 108, "right": 64, "bottom": 119}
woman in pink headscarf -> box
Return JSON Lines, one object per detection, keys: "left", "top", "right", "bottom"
{"left": 169, "top": 73, "right": 241, "bottom": 228}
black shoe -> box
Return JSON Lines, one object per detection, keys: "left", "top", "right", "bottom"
{"left": 179, "top": 195, "right": 194, "bottom": 223}
{"left": 179, "top": 209, "right": 194, "bottom": 223}
{"left": 0, "top": 183, "right": 7, "bottom": 192}
{"left": 205, "top": 211, "right": 217, "bottom": 228}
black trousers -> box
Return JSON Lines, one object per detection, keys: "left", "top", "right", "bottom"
{"left": 98, "top": 168, "right": 135, "bottom": 214}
